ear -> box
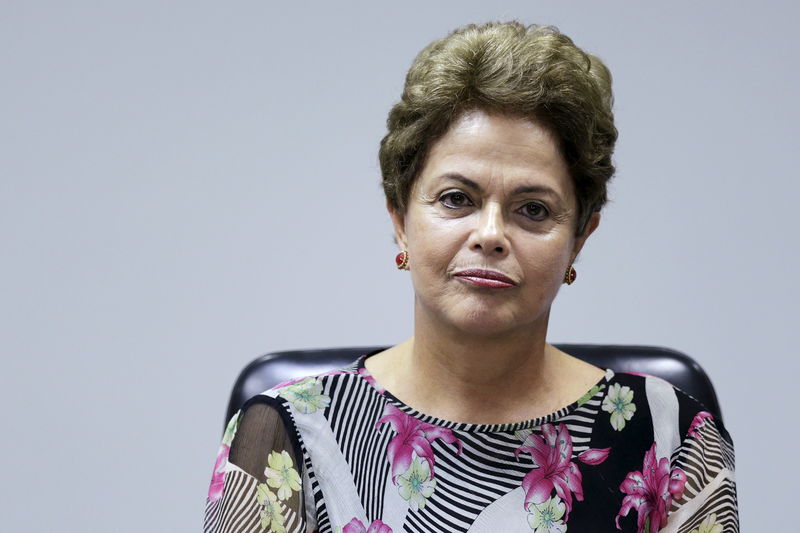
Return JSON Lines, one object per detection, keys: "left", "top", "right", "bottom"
{"left": 571, "top": 212, "right": 601, "bottom": 262}
{"left": 387, "top": 201, "right": 408, "bottom": 250}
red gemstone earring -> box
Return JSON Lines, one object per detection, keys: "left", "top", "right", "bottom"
{"left": 395, "top": 250, "right": 409, "bottom": 270}
{"left": 564, "top": 265, "right": 577, "bottom": 285}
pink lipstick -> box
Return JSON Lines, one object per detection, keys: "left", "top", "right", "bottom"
{"left": 453, "top": 269, "right": 516, "bottom": 289}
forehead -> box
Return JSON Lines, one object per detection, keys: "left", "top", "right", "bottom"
{"left": 418, "top": 110, "right": 573, "bottom": 196}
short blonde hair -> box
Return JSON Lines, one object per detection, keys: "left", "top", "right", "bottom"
{"left": 379, "top": 21, "right": 618, "bottom": 234}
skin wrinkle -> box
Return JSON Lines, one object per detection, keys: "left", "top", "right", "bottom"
{"left": 426, "top": 180, "right": 573, "bottom": 233}
{"left": 402, "top": 110, "right": 583, "bottom": 334}
{"left": 422, "top": 147, "right": 574, "bottom": 228}
{"left": 367, "top": 110, "right": 603, "bottom": 424}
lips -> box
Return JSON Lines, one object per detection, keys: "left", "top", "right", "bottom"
{"left": 453, "top": 269, "right": 517, "bottom": 288}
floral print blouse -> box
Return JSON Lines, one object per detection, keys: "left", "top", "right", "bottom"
{"left": 204, "top": 354, "right": 738, "bottom": 532}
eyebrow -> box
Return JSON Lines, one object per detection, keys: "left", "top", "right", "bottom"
{"left": 437, "top": 172, "right": 562, "bottom": 198}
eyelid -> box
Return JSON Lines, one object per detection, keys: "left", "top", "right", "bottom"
{"left": 439, "top": 188, "right": 471, "bottom": 198}
{"left": 438, "top": 189, "right": 475, "bottom": 208}
{"left": 517, "top": 200, "right": 550, "bottom": 221}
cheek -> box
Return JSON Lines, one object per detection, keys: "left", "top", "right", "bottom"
{"left": 406, "top": 215, "right": 463, "bottom": 264}
{"left": 518, "top": 237, "right": 574, "bottom": 283}
{"left": 407, "top": 245, "right": 451, "bottom": 303}
{"left": 408, "top": 234, "right": 455, "bottom": 279}
{"left": 405, "top": 217, "right": 464, "bottom": 295}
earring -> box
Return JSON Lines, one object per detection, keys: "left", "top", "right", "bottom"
{"left": 395, "top": 251, "right": 409, "bottom": 270}
{"left": 564, "top": 265, "right": 577, "bottom": 285}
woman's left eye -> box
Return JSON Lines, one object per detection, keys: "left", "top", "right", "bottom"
{"left": 519, "top": 202, "right": 549, "bottom": 221}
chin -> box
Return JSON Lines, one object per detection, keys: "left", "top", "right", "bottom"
{"left": 445, "top": 303, "right": 544, "bottom": 338}
{"left": 416, "top": 289, "right": 552, "bottom": 337}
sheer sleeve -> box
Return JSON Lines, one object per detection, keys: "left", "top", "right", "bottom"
{"left": 204, "top": 398, "right": 307, "bottom": 533}
{"left": 668, "top": 410, "right": 739, "bottom": 532}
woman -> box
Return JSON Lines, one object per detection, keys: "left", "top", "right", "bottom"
{"left": 205, "top": 22, "right": 738, "bottom": 532}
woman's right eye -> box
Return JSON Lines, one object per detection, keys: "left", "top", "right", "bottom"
{"left": 439, "top": 191, "right": 473, "bottom": 209}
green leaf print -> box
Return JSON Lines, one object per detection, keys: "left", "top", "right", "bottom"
{"left": 577, "top": 384, "right": 605, "bottom": 406}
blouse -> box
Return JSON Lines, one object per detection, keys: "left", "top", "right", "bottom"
{"left": 204, "top": 353, "right": 738, "bottom": 532}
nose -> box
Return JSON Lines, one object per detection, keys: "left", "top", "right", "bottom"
{"left": 469, "top": 202, "right": 509, "bottom": 256}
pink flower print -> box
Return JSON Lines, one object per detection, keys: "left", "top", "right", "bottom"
{"left": 207, "top": 444, "right": 230, "bottom": 502}
{"left": 688, "top": 411, "right": 713, "bottom": 439}
{"left": 514, "top": 424, "right": 609, "bottom": 521}
{"left": 616, "top": 442, "right": 687, "bottom": 532}
{"left": 342, "top": 518, "right": 393, "bottom": 533}
{"left": 358, "top": 366, "right": 385, "bottom": 394}
{"left": 375, "top": 403, "right": 462, "bottom": 482}
{"left": 577, "top": 447, "right": 611, "bottom": 465}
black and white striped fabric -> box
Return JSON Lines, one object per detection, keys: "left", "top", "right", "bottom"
{"left": 204, "top": 355, "right": 738, "bottom": 532}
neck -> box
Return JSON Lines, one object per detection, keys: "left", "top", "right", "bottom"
{"left": 387, "top": 302, "right": 568, "bottom": 424}
{"left": 413, "top": 304, "right": 550, "bottom": 385}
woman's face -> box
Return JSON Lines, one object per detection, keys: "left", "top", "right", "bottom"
{"left": 390, "top": 109, "right": 599, "bottom": 337}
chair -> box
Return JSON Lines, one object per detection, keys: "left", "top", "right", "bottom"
{"left": 224, "top": 344, "right": 722, "bottom": 429}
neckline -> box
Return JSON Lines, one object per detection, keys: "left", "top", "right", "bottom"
{"left": 354, "top": 350, "right": 614, "bottom": 433}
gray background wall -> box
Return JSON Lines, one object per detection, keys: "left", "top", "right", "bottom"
{"left": 2, "top": 1, "right": 796, "bottom": 531}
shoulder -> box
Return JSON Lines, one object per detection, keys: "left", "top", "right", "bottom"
{"left": 596, "top": 373, "right": 738, "bottom": 531}
{"left": 602, "top": 371, "right": 733, "bottom": 449}
{"left": 241, "top": 357, "right": 366, "bottom": 415}
{"left": 222, "top": 367, "right": 362, "bottom": 477}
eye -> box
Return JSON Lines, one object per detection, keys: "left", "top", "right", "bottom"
{"left": 439, "top": 191, "right": 474, "bottom": 209}
{"left": 519, "top": 201, "right": 549, "bottom": 221}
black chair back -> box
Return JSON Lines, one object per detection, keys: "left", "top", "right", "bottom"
{"left": 225, "top": 344, "right": 722, "bottom": 428}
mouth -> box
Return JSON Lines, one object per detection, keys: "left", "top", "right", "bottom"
{"left": 453, "top": 269, "right": 517, "bottom": 289}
